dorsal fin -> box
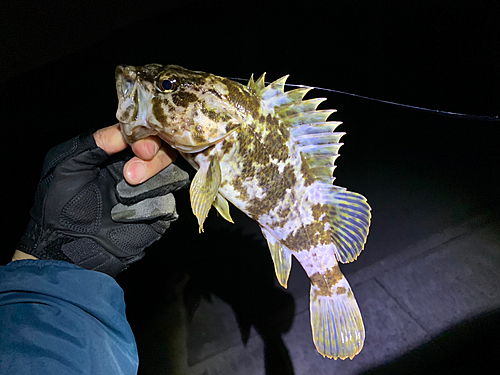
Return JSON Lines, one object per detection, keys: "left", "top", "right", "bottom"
{"left": 244, "top": 74, "right": 371, "bottom": 262}
{"left": 247, "top": 74, "right": 255, "bottom": 88}
{"left": 248, "top": 74, "right": 312, "bottom": 108}
{"left": 260, "top": 75, "right": 289, "bottom": 100}
{"left": 276, "top": 98, "right": 326, "bottom": 117}
{"left": 247, "top": 75, "right": 347, "bottom": 190}
{"left": 247, "top": 75, "right": 346, "bottom": 182}
{"left": 248, "top": 72, "right": 267, "bottom": 93}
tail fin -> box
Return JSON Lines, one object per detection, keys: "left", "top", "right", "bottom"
{"left": 310, "top": 277, "right": 364, "bottom": 359}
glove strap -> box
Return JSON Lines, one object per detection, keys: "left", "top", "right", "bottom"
{"left": 18, "top": 218, "right": 130, "bottom": 276}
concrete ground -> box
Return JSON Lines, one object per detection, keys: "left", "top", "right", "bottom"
{"left": 118, "top": 146, "right": 500, "bottom": 375}
{"left": 126, "top": 211, "right": 499, "bottom": 375}
{"left": 185, "top": 214, "right": 500, "bottom": 375}
{"left": 117, "top": 111, "right": 499, "bottom": 374}
{"left": 114, "top": 85, "right": 499, "bottom": 374}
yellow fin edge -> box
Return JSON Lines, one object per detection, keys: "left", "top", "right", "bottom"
{"left": 190, "top": 157, "right": 222, "bottom": 232}
{"left": 212, "top": 193, "right": 234, "bottom": 224}
{"left": 261, "top": 228, "right": 292, "bottom": 288}
{"left": 310, "top": 285, "right": 365, "bottom": 360}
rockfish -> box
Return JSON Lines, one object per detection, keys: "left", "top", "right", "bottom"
{"left": 115, "top": 64, "right": 371, "bottom": 359}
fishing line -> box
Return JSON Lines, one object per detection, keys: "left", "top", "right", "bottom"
{"left": 226, "top": 77, "right": 499, "bottom": 122}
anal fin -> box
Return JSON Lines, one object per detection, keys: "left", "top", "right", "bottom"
{"left": 261, "top": 227, "right": 292, "bottom": 288}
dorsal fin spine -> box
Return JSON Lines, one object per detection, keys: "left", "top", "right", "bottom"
{"left": 248, "top": 74, "right": 255, "bottom": 87}
{"left": 254, "top": 73, "right": 267, "bottom": 92}
{"left": 276, "top": 98, "right": 327, "bottom": 117}
{"left": 261, "top": 75, "right": 289, "bottom": 100}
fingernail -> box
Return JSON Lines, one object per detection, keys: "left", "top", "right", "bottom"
{"left": 127, "top": 161, "right": 147, "bottom": 184}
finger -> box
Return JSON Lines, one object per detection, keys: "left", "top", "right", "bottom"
{"left": 94, "top": 124, "right": 128, "bottom": 155}
{"left": 124, "top": 142, "right": 178, "bottom": 185}
{"left": 131, "top": 136, "right": 162, "bottom": 161}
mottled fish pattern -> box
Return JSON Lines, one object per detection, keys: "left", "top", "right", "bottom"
{"left": 116, "top": 64, "right": 371, "bottom": 359}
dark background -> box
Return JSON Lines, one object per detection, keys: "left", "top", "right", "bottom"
{"left": 1, "top": 1, "right": 499, "bottom": 374}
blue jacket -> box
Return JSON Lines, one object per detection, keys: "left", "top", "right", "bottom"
{"left": 0, "top": 260, "right": 138, "bottom": 374}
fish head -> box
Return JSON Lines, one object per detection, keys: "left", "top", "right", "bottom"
{"left": 116, "top": 64, "right": 243, "bottom": 152}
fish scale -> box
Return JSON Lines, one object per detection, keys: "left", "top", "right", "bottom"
{"left": 115, "top": 64, "right": 372, "bottom": 360}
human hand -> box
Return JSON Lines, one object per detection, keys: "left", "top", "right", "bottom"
{"left": 94, "top": 124, "right": 177, "bottom": 185}
{"left": 14, "top": 124, "right": 189, "bottom": 276}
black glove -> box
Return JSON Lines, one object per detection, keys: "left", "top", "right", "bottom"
{"left": 17, "top": 131, "right": 190, "bottom": 276}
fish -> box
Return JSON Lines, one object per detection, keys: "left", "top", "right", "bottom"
{"left": 115, "top": 64, "right": 371, "bottom": 360}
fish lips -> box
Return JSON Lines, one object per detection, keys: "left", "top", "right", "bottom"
{"left": 116, "top": 73, "right": 154, "bottom": 133}
{"left": 158, "top": 127, "right": 239, "bottom": 153}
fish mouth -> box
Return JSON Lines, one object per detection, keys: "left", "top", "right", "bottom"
{"left": 115, "top": 65, "right": 137, "bottom": 98}
{"left": 116, "top": 66, "right": 155, "bottom": 143}
{"left": 169, "top": 142, "right": 211, "bottom": 153}
{"left": 160, "top": 127, "right": 239, "bottom": 154}
{"left": 156, "top": 132, "right": 212, "bottom": 153}
{"left": 119, "top": 121, "right": 158, "bottom": 144}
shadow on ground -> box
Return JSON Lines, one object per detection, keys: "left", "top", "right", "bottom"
{"left": 361, "top": 309, "right": 500, "bottom": 375}
{"left": 118, "top": 185, "right": 296, "bottom": 375}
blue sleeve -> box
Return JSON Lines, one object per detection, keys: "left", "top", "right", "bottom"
{"left": 0, "top": 260, "right": 138, "bottom": 375}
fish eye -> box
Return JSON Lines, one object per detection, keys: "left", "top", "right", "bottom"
{"left": 157, "top": 76, "right": 178, "bottom": 93}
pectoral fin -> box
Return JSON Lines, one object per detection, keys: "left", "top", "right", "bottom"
{"left": 261, "top": 227, "right": 292, "bottom": 288}
{"left": 190, "top": 157, "right": 222, "bottom": 232}
{"left": 213, "top": 193, "right": 234, "bottom": 224}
